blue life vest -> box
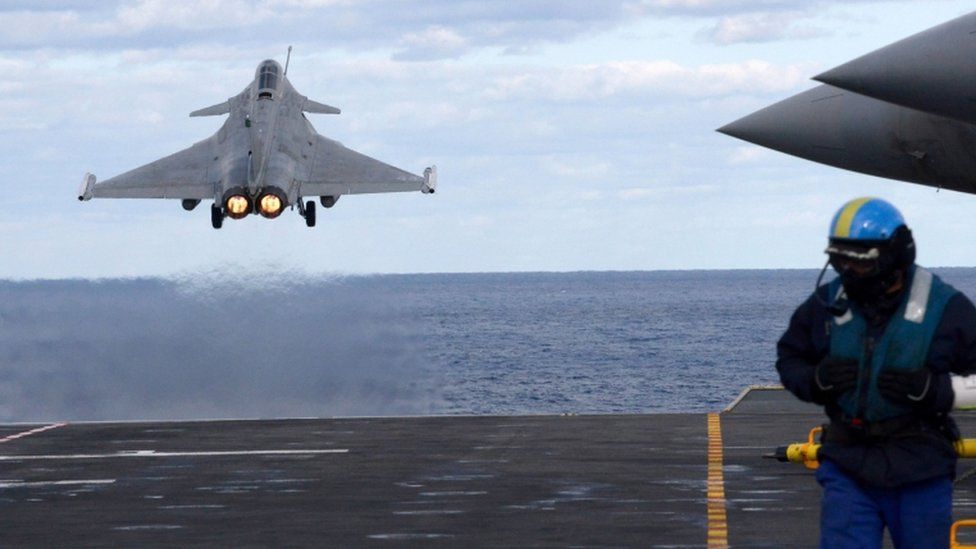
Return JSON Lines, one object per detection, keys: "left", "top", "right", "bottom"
{"left": 827, "top": 267, "right": 956, "bottom": 422}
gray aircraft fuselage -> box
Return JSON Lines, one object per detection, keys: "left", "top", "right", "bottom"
{"left": 216, "top": 60, "right": 314, "bottom": 219}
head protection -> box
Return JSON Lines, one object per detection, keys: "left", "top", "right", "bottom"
{"left": 825, "top": 197, "right": 915, "bottom": 305}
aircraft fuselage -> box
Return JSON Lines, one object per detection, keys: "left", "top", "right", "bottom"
{"left": 215, "top": 60, "right": 318, "bottom": 219}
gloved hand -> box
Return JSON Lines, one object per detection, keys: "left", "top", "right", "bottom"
{"left": 878, "top": 369, "right": 934, "bottom": 408}
{"left": 813, "top": 356, "right": 859, "bottom": 402}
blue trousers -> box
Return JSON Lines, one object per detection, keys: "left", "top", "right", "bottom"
{"left": 816, "top": 459, "right": 952, "bottom": 549}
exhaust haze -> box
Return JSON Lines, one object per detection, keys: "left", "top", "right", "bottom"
{"left": 0, "top": 275, "right": 439, "bottom": 422}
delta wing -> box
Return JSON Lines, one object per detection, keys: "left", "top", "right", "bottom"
{"left": 299, "top": 136, "right": 431, "bottom": 196}
{"left": 86, "top": 139, "right": 217, "bottom": 200}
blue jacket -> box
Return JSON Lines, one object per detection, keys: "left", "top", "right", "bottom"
{"left": 777, "top": 266, "right": 976, "bottom": 487}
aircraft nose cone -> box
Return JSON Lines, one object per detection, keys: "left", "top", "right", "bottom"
{"left": 813, "top": 10, "right": 976, "bottom": 125}
{"left": 715, "top": 120, "right": 749, "bottom": 142}
{"left": 716, "top": 115, "right": 780, "bottom": 147}
{"left": 717, "top": 85, "right": 847, "bottom": 156}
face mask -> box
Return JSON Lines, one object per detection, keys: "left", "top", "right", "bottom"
{"left": 839, "top": 271, "right": 883, "bottom": 303}
{"left": 838, "top": 267, "right": 902, "bottom": 306}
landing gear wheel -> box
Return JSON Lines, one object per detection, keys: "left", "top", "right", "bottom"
{"left": 211, "top": 204, "right": 223, "bottom": 229}
{"left": 305, "top": 200, "right": 316, "bottom": 227}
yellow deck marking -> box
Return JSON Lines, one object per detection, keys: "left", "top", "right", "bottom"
{"left": 707, "top": 413, "right": 729, "bottom": 549}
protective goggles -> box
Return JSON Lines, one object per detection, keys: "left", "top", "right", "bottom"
{"left": 825, "top": 242, "right": 883, "bottom": 278}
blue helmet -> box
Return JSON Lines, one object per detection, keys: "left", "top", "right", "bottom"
{"left": 825, "top": 197, "right": 915, "bottom": 303}
{"left": 828, "top": 197, "right": 906, "bottom": 242}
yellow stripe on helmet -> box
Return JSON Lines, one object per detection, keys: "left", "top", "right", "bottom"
{"left": 832, "top": 197, "right": 873, "bottom": 238}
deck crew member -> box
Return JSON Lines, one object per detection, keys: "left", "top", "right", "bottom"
{"left": 776, "top": 197, "right": 976, "bottom": 548}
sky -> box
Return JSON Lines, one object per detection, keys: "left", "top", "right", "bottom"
{"left": 4, "top": 0, "right": 976, "bottom": 279}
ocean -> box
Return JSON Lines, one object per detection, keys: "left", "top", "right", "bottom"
{"left": 2, "top": 269, "right": 976, "bottom": 422}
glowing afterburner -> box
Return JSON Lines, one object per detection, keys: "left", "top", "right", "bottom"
{"left": 258, "top": 191, "right": 285, "bottom": 218}
{"left": 225, "top": 195, "right": 251, "bottom": 219}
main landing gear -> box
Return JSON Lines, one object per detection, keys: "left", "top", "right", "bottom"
{"left": 211, "top": 204, "right": 224, "bottom": 229}
{"left": 298, "top": 199, "right": 316, "bottom": 227}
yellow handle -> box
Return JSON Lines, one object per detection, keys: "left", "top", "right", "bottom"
{"left": 801, "top": 426, "right": 822, "bottom": 470}
{"left": 780, "top": 426, "right": 823, "bottom": 470}
{"left": 950, "top": 519, "right": 976, "bottom": 548}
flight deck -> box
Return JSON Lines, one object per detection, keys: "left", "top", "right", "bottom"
{"left": 3, "top": 388, "right": 976, "bottom": 547}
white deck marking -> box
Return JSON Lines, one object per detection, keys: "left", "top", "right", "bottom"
{"left": 0, "top": 479, "right": 116, "bottom": 488}
{"left": 0, "top": 423, "right": 68, "bottom": 444}
{"left": 0, "top": 449, "right": 348, "bottom": 461}
{"left": 112, "top": 525, "right": 184, "bottom": 531}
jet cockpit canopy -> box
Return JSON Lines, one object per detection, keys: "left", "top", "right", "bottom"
{"left": 256, "top": 60, "right": 282, "bottom": 100}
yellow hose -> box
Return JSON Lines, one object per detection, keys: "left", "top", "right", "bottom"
{"left": 956, "top": 439, "right": 976, "bottom": 459}
{"left": 769, "top": 427, "right": 976, "bottom": 469}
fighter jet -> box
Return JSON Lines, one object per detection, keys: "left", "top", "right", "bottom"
{"left": 78, "top": 54, "right": 437, "bottom": 229}
{"left": 718, "top": 10, "right": 976, "bottom": 196}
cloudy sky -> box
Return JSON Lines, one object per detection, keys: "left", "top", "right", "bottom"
{"left": 4, "top": 0, "right": 976, "bottom": 279}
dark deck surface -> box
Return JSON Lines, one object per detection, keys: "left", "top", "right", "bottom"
{"left": 3, "top": 387, "right": 976, "bottom": 547}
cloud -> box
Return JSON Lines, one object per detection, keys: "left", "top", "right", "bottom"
{"left": 393, "top": 25, "right": 471, "bottom": 61}
{"left": 541, "top": 156, "right": 612, "bottom": 179}
{"left": 639, "top": 0, "right": 959, "bottom": 45}
{"left": 115, "top": 0, "right": 270, "bottom": 32}
{"left": 1, "top": 1, "right": 625, "bottom": 50}
{"left": 268, "top": 0, "right": 352, "bottom": 6}
{"left": 727, "top": 145, "right": 772, "bottom": 165}
{"left": 640, "top": 0, "right": 810, "bottom": 16}
{"left": 639, "top": 0, "right": 949, "bottom": 17}
{"left": 0, "top": 0, "right": 931, "bottom": 52}
{"left": 485, "top": 60, "right": 809, "bottom": 101}
{"left": 617, "top": 188, "right": 654, "bottom": 199}
{"left": 0, "top": 10, "right": 82, "bottom": 46}
{"left": 704, "top": 11, "right": 826, "bottom": 44}
{"left": 0, "top": 0, "right": 884, "bottom": 52}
